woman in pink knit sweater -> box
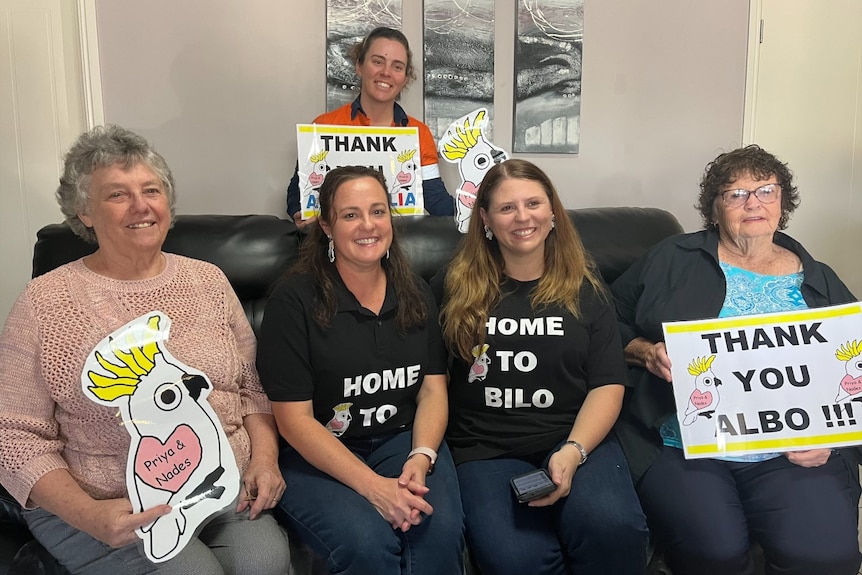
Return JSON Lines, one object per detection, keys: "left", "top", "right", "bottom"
{"left": 0, "top": 126, "right": 290, "bottom": 575}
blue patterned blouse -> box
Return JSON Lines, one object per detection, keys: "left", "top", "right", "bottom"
{"left": 659, "top": 261, "right": 807, "bottom": 462}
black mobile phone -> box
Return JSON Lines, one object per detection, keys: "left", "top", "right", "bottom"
{"left": 510, "top": 468, "right": 556, "bottom": 503}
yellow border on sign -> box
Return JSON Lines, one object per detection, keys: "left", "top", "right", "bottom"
{"left": 686, "top": 429, "right": 862, "bottom": 455}
{"left": 297, "top": 124, "right": 419, "bottom": 136}
{"left": 665, "top": 303, "right": 862, "bottom": 334}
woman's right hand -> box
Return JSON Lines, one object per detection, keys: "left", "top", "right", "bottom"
{"left": 625, "top": 338, "right": 673, "bottom": 382}
{"left": 81, "top": 498, "right": 172, "bottom": 548}
{"left": 29, "top": 469, "right": 173, "bottom": 549}
{"left": 292, "top": 212, "right": 317, "bottom": 229}
{"left": 366, "top": 475, "right": 433, "bottom": 532}
{"left": 645, "top": 342, "right": 673, "bottom": 382}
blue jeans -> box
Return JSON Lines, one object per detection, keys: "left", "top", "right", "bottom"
{"left": 638, "top": 446, "right": 862, "bottom": 575}
{"left": 457, "top": 436, "right": 649, "bottom": 575}
{"left": 277, "top": 429, "right": 465, "bottom": 575}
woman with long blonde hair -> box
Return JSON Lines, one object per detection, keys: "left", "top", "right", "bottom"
{"left": 439, "top": 159, "right": 648, "bottom": 575}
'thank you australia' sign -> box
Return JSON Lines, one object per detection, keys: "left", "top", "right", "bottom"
{"left": 296, "top": 124, "right": 424, "bottom": 219}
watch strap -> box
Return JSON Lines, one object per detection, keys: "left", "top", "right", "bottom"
{"left": 408, "top": 447, "right": 437, "bottom": 473}
{"left": 564, "top": 440, "right": 588, "bottom": 465}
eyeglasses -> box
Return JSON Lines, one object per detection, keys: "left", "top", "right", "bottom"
{"left": 720, "top": 183, "right": 781, "bottom": 207}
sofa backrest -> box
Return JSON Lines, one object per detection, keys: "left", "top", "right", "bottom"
{"left": 32, "top": 208, "right": 683, "bottom": 335}
{"left": 396, "top": 207, "right": 684, "bottom": 285}
{"left": 32, "top": 215, "right": 301, "bottom": 335}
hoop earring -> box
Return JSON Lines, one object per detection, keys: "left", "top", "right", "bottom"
{"left": 551, "top": 214, "right": 556, "bottom": 229}
{"left": 484, "top": 225, "right": 494, "bottom": 240}
{"left": 385, "top": 249, "right": 390, "bottom": 260}
{"left": 327, "top": 236, "right": 335, "bottom": 263}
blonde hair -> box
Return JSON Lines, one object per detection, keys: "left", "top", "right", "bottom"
{"left": 440, "top": 159, "right": 604, "bottom": 361}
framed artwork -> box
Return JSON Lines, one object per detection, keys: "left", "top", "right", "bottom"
{"left": 513, "top": 0, "right": 583, "bottom": 153}
{"left": 326, "top": 0, "right": 403, "bottom": 111}
{"left": 423, "top": 0, "right": 496, "bottom": 140}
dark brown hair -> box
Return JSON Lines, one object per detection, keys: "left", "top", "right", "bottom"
{"left": 696, "top": 144, "right": 799, "bottom": 230}
{"left": 290, "top": 165, "right": 426, "bottom": 332}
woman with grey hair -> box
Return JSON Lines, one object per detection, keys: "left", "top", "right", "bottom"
{"left": 0, "top": 125, "right": 290, "bottom": 574}
{"left": 612, "top": 145, "right": 860, "bottom": 575}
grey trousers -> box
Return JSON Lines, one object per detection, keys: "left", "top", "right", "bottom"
{"left": 23, "top": 499, "right": 291, "bottom": 575}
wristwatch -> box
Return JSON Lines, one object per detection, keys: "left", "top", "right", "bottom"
{"left": 563, "top": 440, "right": 588, "bottom": 466}
{"left": 408, "top": 447, "right": 437, "bottom": 474}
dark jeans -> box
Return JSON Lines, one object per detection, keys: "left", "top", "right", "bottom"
{"left": 639, "top": 446, "right": 862, "bottom": 575}
{"left": 277, "top": 429, "right": 465, "bottom": 575}
{"left": 457, "top": 436, "right": 649, "bottom": 575}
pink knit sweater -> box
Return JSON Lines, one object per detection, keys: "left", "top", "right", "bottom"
{"left": 0, "top": 254, "right": 271, "bottom": 508}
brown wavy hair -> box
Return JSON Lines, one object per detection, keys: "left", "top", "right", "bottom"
{"left": 696, "top": 144, "right": 799, "bottom": 230}
{"left": 290, "top": 165, "right": 426, "bottom": 332}
{"left": 441, "top": 159, "right": 604, "bottom": 362}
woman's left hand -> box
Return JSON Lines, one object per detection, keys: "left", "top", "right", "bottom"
{"left": 527, "top": 447, "right": 580, "bottom": 508}
{"left": 236, "top": 457, "right": 286, "bottom": 520}
{"left": 785, "top": 448, "right": 832, "bottom": 468}
{"left": 398, "top": 454, "right": 430, "bottom": 491}
{"left": 394, "top": 456, "right": 432, "bottom": 531}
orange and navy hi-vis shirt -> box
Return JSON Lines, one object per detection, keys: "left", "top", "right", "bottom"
{"left": 286, "top": 96, "right": 454, "bottom": 217}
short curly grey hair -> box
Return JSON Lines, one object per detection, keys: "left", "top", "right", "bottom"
{"left": 56, "top": 125, "right": 176, "bottom": 243}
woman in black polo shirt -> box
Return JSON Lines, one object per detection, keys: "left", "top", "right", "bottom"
{"left": 258, "top": 165, "right": 464, "bottom": 575}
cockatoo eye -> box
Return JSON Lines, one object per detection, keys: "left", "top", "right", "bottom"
{"left": 154, "top": 382, "right": 182, "bottom": 411}
{"left": 856, "top": 361, "right": 862, "bottom": 370}
{"left": 703, "top": 378, "right": 713, "bottom": 386}
{"left": 474, "top": 154, "right": 490, "bottom": 169}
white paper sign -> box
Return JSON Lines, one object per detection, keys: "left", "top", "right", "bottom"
{"left": 296, "top": 124, "right": 424, "bottom": 218}
{"left": 662, "top": 303, "right": 862, "bottom": 459}
{"left": 81, "top": 312, "right": 240, "bottom": 562}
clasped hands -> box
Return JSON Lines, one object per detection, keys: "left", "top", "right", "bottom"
{"left": 368, "top": 455, "right": 434, "bottom": 532}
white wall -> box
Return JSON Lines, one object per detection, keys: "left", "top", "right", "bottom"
{"left": 94, "top": 0, "right": 749, "bottom": 233}
{"left": 0, "top": 0, "right": 87, "bottom": 321}
{"left": 745, "top": 0, "right": 862, "bottom": 296}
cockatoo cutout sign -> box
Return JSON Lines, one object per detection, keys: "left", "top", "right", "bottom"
{"left": 835, "top": 340, "right": 862, "bottom": 402}
{"left": 438, "top": 108, "right": 509, "bottom": 233}
{"left": 681, "top": 355, "right": 722, "bottom": 426}
{"left": 81, "top": 312, "right": 239, "bottom": 563}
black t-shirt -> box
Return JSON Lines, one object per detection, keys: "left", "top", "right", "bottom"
{"left": 257, "top": 271, "right": 447, "bottom": 440}
{"left": 447, "top": 278, "right": 628, "bottom": 465}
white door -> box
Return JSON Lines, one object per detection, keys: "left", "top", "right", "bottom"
{"left": 0, "top": 0, "right": 90, "bottom": 321}
{"left": 744, "top": 0, "right": 862, "bottom": 296}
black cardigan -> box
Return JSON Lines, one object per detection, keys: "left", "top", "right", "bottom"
{"left": 611, "top": 228, "right": 857, "bottom": 482}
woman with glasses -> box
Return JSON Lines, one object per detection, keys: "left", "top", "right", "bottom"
{"left": 612, "top": 145, "right": 861, "bottom": 575}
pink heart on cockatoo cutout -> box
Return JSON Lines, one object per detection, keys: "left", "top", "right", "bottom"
{"left": 840, "top": 374, "right": 862, "bottom": 396}
{"left": 690, "top": 390, "right": 713, "bottom": 410}
{"left": 134, "top": 424, "right": 202, "bottom": 493}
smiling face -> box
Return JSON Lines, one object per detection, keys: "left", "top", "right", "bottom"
{"left": 713, "top": 173, "right": 782, "bottom": 243}
{"left": 480, "top": 178, "right": 554, "bottom": 267}
{"left": 355, "top": 37, "right": 409, "bottom": 106}
{"left": 78, "top": 162, "right": 171, "bottom": 260}
{"left": 319, "top": 176, "right": 393, "bottom": 273}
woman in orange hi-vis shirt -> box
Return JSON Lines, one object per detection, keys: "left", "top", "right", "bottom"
{"left": 286, "top": 27, "right": 454, "bottom": 227}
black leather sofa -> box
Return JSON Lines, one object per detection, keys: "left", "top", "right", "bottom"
{"left": 2, "top": 207, "right": 684, "bottom": 574}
